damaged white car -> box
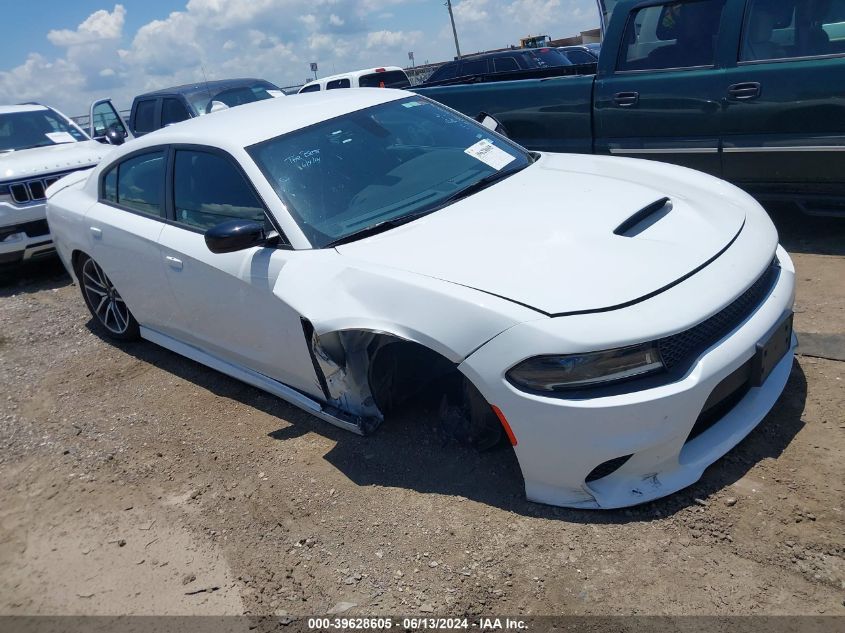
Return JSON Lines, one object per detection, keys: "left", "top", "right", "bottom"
{"left": 46, "top": 90, "right": 796, "bottom": 509}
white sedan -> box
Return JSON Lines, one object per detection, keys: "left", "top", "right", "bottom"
{"left": 46, "top": 90, "right": 795, "bottom": 509}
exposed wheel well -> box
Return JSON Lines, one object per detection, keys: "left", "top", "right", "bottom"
{"left": 70, "top": 249, "right": 87, "bottom": 275}
{"left": 308, "top": 328, "right": 504, "bottom": 448}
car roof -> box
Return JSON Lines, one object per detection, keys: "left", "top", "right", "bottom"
{"left": 123, "top": 88, "right": 410, "bottom": 152}
{"left": 133, "top": 78, "right": 278, "bottom": 100}
{"left": 0, "top": 104, "right": 48, "bottom": 114}
{"left": 459, "top": 47, "right": 557, "bottom": 61}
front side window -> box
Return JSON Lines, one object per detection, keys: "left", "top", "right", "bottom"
{"left": 91, "top": 102, "right": 125, "bottom": 138}
{"left": 618, "top": 0, "right": 727, "bottom": 71}
{"left": 248, "top": 97, "right": 532, "bottom": 248}
{"left": 299, "top": 83, "right": 321, "bottom": 93}
{"left": 173, "top": 150, "right": 267, "bottom": 230}
{"left": 327, "top": 78, "right": 351, "bottom": 90}
{"left": 162, "top": 98, "right": 191, "bottom": 126}
{"left": 741, "top": 0, "right": 845, "bottom": 61}
{"left": 0, "top": 109, "right": 86, "bottom": 152}
{"left": 133, "top": 100, "right": 156, "bottom": 135}
{"left": 103, "top": 167, "right": 117, "bottom": 203}
{"left": 110, "top": 152, "right": 166, "bottom": 217}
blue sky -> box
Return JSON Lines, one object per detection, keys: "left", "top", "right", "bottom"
{"left": 0, "top": 1, "right": 599, "bottom": 115}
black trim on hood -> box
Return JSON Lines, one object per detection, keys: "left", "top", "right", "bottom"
{"left": 451, "top": 218, "right": 747, "bottom": 318}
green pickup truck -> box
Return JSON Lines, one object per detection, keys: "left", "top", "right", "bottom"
{"left": 417, "top": 0, "right": 845, "bottom": 215}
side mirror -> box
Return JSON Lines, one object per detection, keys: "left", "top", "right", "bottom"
{"left": 205, "top": 219, "right": 266, "bottom": 254}
{"left": 208, "top": 100, "right": 229, "bottom": 113}
{"left": 105, "top": 124, "right": 126, "bottom": 145}
{"left": 475, "top": 111, "right": 508, "bottom": 137}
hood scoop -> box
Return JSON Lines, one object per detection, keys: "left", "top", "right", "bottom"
{"left": 614, "top": 197, "right": 672, "bottom": 237}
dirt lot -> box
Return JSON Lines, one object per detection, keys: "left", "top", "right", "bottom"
{"left": 0, "top": 207, "right": 843, "bottom": 618}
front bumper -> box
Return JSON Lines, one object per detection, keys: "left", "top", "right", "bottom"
{"left": 460, "top": 246, "right": 796, "bottom": 509}
{"left": 0, "top": 200, "right": 54, "bottom": 265}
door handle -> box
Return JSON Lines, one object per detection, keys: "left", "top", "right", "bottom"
{"left": 165, "top": 255, "right": 183, "bottom": 271}
{"left": 89, "top": 226, "right": 102, "bottom": 239}
{"left": 727, "top": 82, "right": 761, "bottom": 100}
{"left": 613, "top": 91, "right": 639, "bottom": 107}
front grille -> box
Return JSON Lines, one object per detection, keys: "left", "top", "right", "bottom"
{"left": 0, "top": 219, "right": 49, "bottom": 240}
{"left": 657, "top": 260, "right": 780, "bottom": 372}
{"left": 686, "top": 359, "right": 753, "bottom": 443}
{"left": 21, "top": 219, "right": 49, "bottom": 237}
{"left": 3, "top": 169, "right": 85, "bottom": 204}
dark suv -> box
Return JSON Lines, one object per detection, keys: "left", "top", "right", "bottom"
{"left": 129, "top": 78, "right": 281, "bottom": 136}
{"left": 420, "top": 48, "right": 592, "bottom": 87}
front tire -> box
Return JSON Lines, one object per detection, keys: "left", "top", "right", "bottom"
{"left": 76, "top": 254, "right": 140, "bottom": 340}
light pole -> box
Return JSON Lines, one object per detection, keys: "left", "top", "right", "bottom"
{"left": 445, "top": 0, "right": 461, "bottom": 59}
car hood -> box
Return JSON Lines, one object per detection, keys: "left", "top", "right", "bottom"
{"left": 0, "top": 140, "right": 109, "bottom": 182}
{"left": 336, "top": 153, "right": 749, "bottom": 315}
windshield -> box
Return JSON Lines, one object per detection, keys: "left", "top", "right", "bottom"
{"left": 0, "top": 109, "right": 87, "bottom": 152}
{"left": 189, "top": 82, "right": 278, "bottom": 115}
{"left": 248, "top": 96, "right": 532, "bottom": 248}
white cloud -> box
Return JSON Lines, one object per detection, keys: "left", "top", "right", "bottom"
{"left": 47, "top": 5, "right": 126, "bottom": 47}
{"left": 366, "top": 30, "right": 422, "bottom": 50}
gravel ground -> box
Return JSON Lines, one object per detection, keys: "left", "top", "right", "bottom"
{"left": 0, "top": 208, "right": 843, "bottom": 618}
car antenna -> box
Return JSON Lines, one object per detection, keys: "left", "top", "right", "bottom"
{"left": 201, "top": 64, "right": 213, "bottom": 101}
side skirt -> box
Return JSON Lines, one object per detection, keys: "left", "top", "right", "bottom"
{"left": 139, "top": 326, "right": 365, "bottom": 436}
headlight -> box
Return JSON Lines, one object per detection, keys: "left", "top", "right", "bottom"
{"left": 506, "top": 343, "right": 664, "bottom": 392}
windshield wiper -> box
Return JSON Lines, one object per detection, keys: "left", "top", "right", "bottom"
{"left": 439, "top": 164, "right": 527, "bottom": 206}
{"left": 13, "top": 142, "right": 55, "bottom": 151}
{"left": 325, "top": 212, "right": 428, "bottom": 248}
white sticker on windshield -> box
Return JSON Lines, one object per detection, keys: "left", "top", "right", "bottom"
{"left": 464, "top": 139, "right": 515, "bottom": 170}
{"left": 45, "top": 131, "right": 76, "bottom": 144}
{"left": 402, "top": 100, "right": 424, "bottom": 108}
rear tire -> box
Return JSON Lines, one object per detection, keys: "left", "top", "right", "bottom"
{"left": 76, "top": 254, "right": 140, "bottom": 341}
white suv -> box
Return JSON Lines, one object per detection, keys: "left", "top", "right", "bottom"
{"left": 0, "top": 101, "right": 126, "bottom": 267}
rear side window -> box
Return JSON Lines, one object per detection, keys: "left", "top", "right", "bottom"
{"left": 358, "top": 70, "right": 411, "bottom": 88}
{"left": 327, "top": 78, "right": 351, "bottom": 90}
{"left": 493, "top": 56, "right": 520, "bottom": 72}
{"left": 300, "top": 83, "right": 321, "bottom": 93}
{"left": 741, "top": 0, "right": 845, "bottom": 61}
{"left": 618, "top": 0, "right": 727, "bottom": 71}
{"left": 162, "top": 98, "right": 190, "bottom": 126}
{"left": 104, "top": 151, "right": 166, "bottom": 217}
{"left": 459, "top": 59, "right": 488, "bottom": 76}
{"left": 173, "top": 150, "right": 267, "bottom": 230}
{"left": 133, "top": 100, "right": 156, "bottom": 135}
